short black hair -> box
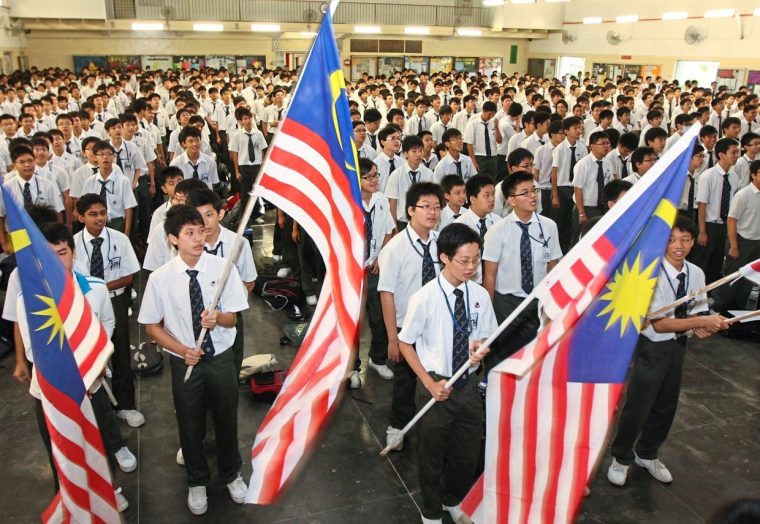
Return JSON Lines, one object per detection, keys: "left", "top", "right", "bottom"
{"left": 40, "top": 222, "right": 75, "bottom": 250}
{"left": 507, "top": 147, "right": 533, "bottom": 169}
{"left": 441, "top": 174, "right": 465, "bottom": 194}
{"left": 402, "top": 134, "right": 423, "bottom": 153}
{"left": 378, "top": 125, "right": 400, "bottom": 146}
{"left": 715, "top": 137, "right": 739, "bottom": 157}
{"left": 644, "top": 126, "right": 668, "bottom": 144}
{"left": 186, "top": 187, "right": 223, "bottom": 212}
{"left": 631, "top": 147, "right": 655, "bottom": 173}
{"left": 158, "top": 166, "right": 184, "bottom": 187}
{"left": 437, "top": 222, "right": 482, "bottom": 260}
{"left": 11, "top": 144, "right": 34, "bottom": 162}
{"left": 164, "top": 204, "right": 204, "bottom": 239}
{"left": 178, "top": 125, "right": 202, "bottom": 144}
{"left": 75, "top": 193, "right": 108, "bottom": 215}
{"left": 463, "top": 171, "right": 494, "bottom": 201}
{"left": 26, "top": 204, "right": 59, "bottom": 226}
{"left": 174, "top": 178, "right": 207, "bottom": 196}
{"left": 503, "top": 170, "right": 534, "bottom": 199}
{"left": 673, "top": 215, "right": 697, "bottom": 239}
{"left": 363, "top": 108, "right": 382, "bottom": 123}
{"left": 618, "top": 131, "right": 639, "bottom": 151}
{"left": 602, "top": 179, "right": 632, "bottom": 207}
{"left": 405, "top": 182, "right": 444, "bottom": 219}
{"left": 358, "top": 157, "right": 375, "bottom": 176}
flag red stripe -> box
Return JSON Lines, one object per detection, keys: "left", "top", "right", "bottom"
{"left": 570, "top": 259, "right": 593, "bottom": 288}
{"left": 76, "top": 329, "right": 109, "bottom": 380}
{"left": 520, "top": 356, "right": 541, "bottom": 524}
{"left": 549, "top": 283, "right": 572, "bottom": 310}
{"left": 41, "top": 493, "right": 61, "bottom": 524}
{"left": 592, "top": 235, "right": 616, "bottom": 260}
{"left": 542, "top": 339, "right": 569, "bottom": 524}
{"left": 257, "top": 416, "right": 296, "bottom": 504}
{"left": 496, "top": 373, "right": 516, "bottom": 523}
{"left": 460, "top": 475, "right": 483, "bottom": 515}
{"left": 67, "top": 304, "right": 92, "bottom": 350}
{"left": 58, "top": 276, "right": 75, "bottom": 317}
{"left": 571, "top": 383, "right": 594, "bottom": 511}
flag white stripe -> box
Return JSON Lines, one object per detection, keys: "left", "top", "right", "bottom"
{"left": 588, "top": 386, "right": 610, "bottom": 473}
{"left": 554, "top": 383, "right": 582, "bottom": 523}
{"left": 483, "top": 376, "right": 504, "bottom": 524}
{"left": 508, "top": 372, "right": 528, "bottom": 524}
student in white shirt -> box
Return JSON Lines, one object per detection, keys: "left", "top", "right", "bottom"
{"left": 228, "top": 108, "right": 266, "bottom": 215}
{"left": 354, "top": 120, "right": 377, "bottom": 161}
{"left": 374, "top": 125, "right": 403, "bottom": 192}
{"left": 1, "top": 145, "right": 65, "bottom": 227}
{"left": 507, "top": 110, "right": 534, "bottom": 157}
{"left": 606, "top": 131, "right": 637, "bottom": 180}
{"left": 663, "top": 114, "right": 694, "bottom": 154}
{"left": 735, "top": 132, "right": 760, "bottom": 188}
{"left": 679, "top": 143, "right": 705, "bottom": 222}
{"left": 437, "top": 174, "right": 466, "bottom": 231}
{"left": 623, "top": 146, "right": 657, "bottom": 186}
{"left": 378, "top": 182, "right": 443, "bottom": 452}
{"left": 430, "top": 105, "right": 454, "bottom": 145}
{"left": 454, "top": 174, "right": 500, "bottom": 283}
{"left": 169, "top": 126, "right": 219, "bottom": 189}
{"left": 463, "top": 101, "right": 500, "bottom": 179}
{"left": 573, "top": 131, "right": 615, "bottom": 242}
{"left": 495, "top": 103, "right": 521, "bottom": 178}
{"left": 550, "top": 116, "right": 585, "bottom": 253}
{"left": 693, "top": 137, "right": 740, "bottom": 283}
{"left": 483, "top": 170, "right": 562, "bottom": 372}
{"left": 419, "top": 131, "right": 438, "bottom": 171}
{"left": 433, "top": 128, "right": 477, "bottom": 183}
{"left": 397, "top": 223, "right": 495, "bottom": 524}
{"left": 386, "top": 135, "right": 435, "bottom": 229}
{"left": 149, "top": 166, "right": 184, "bottom": 237}
{"left": 535, "top": 120, "right": 564, "bottom": 216}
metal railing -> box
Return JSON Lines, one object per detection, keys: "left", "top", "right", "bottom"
{"left": 106, "top": 0, "right": 493, "bottom": 27}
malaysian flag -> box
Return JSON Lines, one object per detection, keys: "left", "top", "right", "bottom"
{"left": 461, "top": 126, "right": 700, "bottom": 522}
{"left": 245, "top": 5, "right": 364, "bottom": 505}
{"left": 2, "top": 192, "right": 118, "bottom": 523}
{"left": 738, "top": 258, "right": 760, "bottom": 285}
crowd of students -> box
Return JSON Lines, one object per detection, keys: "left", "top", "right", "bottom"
{"left": 1, "top": 64, "right": 758, "bottom": 522}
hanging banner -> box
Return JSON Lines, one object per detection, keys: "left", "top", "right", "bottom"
{"left": 142, "top": 55, "right": 173, "bottom": 71}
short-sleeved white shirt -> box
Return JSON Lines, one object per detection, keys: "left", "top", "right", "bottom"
{"left": 206, "top": 226, "right": 258, "bottom": 284}
{"left": 169, "top": 152, "right": 220, "bottom": 189}
{"left": 552, "top": 139, "right": 587, "bottom": 187}
{"left": 695, "top": 164, "right": 739, "bottom": 224}
{"left": 75, "top": 171, "right": 137, "bottom": 219}
{"left": 728, "top": 182, "right": 760, "bottom": 240}
{"left": 1, "top": 173, "right": 64, "bottom": 214}
{"left": 463, "top": 117, "right": 497, "bottom": 157}
{"left": 363, "top": 191, "right": 395, "bottom": 266}
{"left": 228, "top": 128, "right": 267, "bottom": 166}
{"left": 572, "top": 154, "right": 616, "bottom": 207}
{"left": 433, "top": 153, "right": 477, "bottom": 183}
{"left": 73, "top": 227, "right": 141, "bottom": 285}
{"left": 385, "top": 162, "right": 435, "bottom": 221}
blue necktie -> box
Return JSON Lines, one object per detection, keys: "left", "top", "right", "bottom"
{"left": 418, "top": 239, "right": 435, "bottom": 285}
{"left": 452, "top": 288, "right": 469, "bottom": 389}
{"left": 90, "top": 237, "right": 104, "bottom": 279}
{"left": 518, "top": 222, "right": 534, "bottom": 294}
{"left": 720, "top": 173, "right": 731, "bottom": 222}
{"left": 187, "top": 269, "right": 215, "bottom": 361}
{"left": 22, "top": 182, "right": 32, "bottom": 206}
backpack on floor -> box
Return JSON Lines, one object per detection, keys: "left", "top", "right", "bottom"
{"left": 260, "top": 278, "right": 305, "bottom": 311}
{"left": 131, "top": 342, "right": 163, "bottom": 376}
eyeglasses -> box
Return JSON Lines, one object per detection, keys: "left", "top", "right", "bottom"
{"left": 414, "top": 204, "right": 442, "bottom": 212}
{"left": 510, "top": 188, "right": 541, "bottom": 198}
{"left": 517, "top": 163, "right": 534, "bottom": 170}
{"left": 451, "top": 256, "right": 481, "bottom": 267}
{"left": 361, "top": 173, "right": 380, "bottom": 180}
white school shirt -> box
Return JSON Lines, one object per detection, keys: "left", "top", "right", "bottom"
{"left": 74, "top": 171, "right": 137, "bottom": 219}
{"left": 452, "top": 110, "right": 476, "bottom": 133}
{"left": 622, "top": 172, "right": 643, "bottom": 185}
{"left": 357, "top": 142, "right": 378, "bottom": 161}
{"left": 454, "top": 209, "right": 502, "bottom": 283}
{"left": 437, "top": 203, "right": 462, "bottom": 232}
{"left": 138, "top": 252, "right": 250, "bottom": 356}
{"left": 111, "top": 139, "right": 147, "bottom": 182}
{"left": 506, "top": 131, "right": 527, "bottom": 157}
{"left": 228, "top": 128, "right": 267, "bottom": 166}
{"left": 264, "top": 104, "right": 286, "bottom": 132}
{"left": 149, "top": 200, "right": 171, "bottom": 238}
{"left": 482, "top": 211, "right": 562, "bottom": 297}
{"left": 642, "top": 260, "right": 708, "bottom": 343}
{"left": 697, "top": 149, "right": 717, "bottom": 175}
{"left": 64, "top": 136, "right": 83, "bottom": 160}
{"left": 463, "top": 117, "right": 497, "bottom": 157}
{"left": 695, "top": 164, "right": 739, "bottom": 224}
{"left": 421, "top": 154, "right": 438, "bottom": 172}
{"left": 170, "top": 152, "right": 219, "bottom": 188}
{"left": 430, "top": 121, "right": 451, "bottom": 145}
{"left": 374, "top": 152, "right": 403, "bottom": 193}
{"left": 51, "top": 151, "right": 83, "bottom": 175}
{"left": 70, "top": 163, "right": 123, "bottom": 199}
{"left": 496, "top": 117, "right": 516, "bottom": 156}
{"left": 398, "top": 276, "right": 497, "bottom": 377}
{"left": 377, "top": 227, "right": 440, "bottom": 328}
{"left": 385, "top": 162, "right": 435, "bottom": 221}
{"left": 534, "top": 142, "right": 556, "bottom": 189}
{"left": 727, "top": 183, "right": 760, "bottom": 240}
{"left": 363, "top": 191, "right": 395, "bottom": 266}
{"left": 34, "top": 161, "right": 71, "bottom": 194}
{"left": 433, "top": 153, "right": 477, "bottom": 183}
{"left": 73, "top": 227, "right": 141, "bottom": 286}
{"left": 572, "top": 153, "right": 616, "bottom": 207}
{"left": 403, "top": 114, "right": 429, "bottom": 136}
{"left": 552, "top": 139, "right": 586, "bottom": 187}
{"left": 521, "top": 132, "right": 548, "bottom": 156}
{"left": 205, "top": 226, "right": 258, "bottom": 285}
{"left": 605, "top": 148, "right": 632, "bottom": 180}
{"left": 12, "top": 271, "right": 114, "bottom": 399}
{"left": 143, "top": 222, "right": 176, "bottom": 271}
{"left": 733, "top": 155, "right": 754, "bottom": 188}
{"left": 680, "top": 172, "right": 699, "bottom": 211}
{"left": 1, "top": 174, "right": 64, "bottom": 214}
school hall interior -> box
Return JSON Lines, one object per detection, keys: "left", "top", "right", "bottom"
{"left": 0, "top": 0, "right": 759, "bottom": 523}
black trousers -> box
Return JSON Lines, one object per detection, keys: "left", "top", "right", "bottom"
{"left": 540, "top": 188, "right": 553, "bottom": 219}
{"left": 232, "top": 311, "right": 244, "bottom": 377}
{"left": 475, "top": 155, "right": 497, "bottom": 180}
{"left": 356, "top": 271, "right": 388, "bottom": 371}
{"left": 485, "top": 293, "right": 539, "bottom": 374}
{"left": 555, "top": 186, "right": 575, "bottom": 254}
{"left": 417, "top": 372, "right": 482, "bottom": 519}
{"left": 170, "top": 350, "right": 241, "bottom": 486}
{"left": 238, "top": 164, "right": 260, "bottom": 220}
{"left": 712, "top": 234, "right": 760, "bottom": 311}
{"left": 690, "top": 221, "right": 727, "bottom": 284}
{"left": 297, "top": 225, "right": 324, "bottom": 296}
{"left": 110, "top": 291, "right": 135, "bottom": 410}
{"left": 495, "top": 154, "right": 507, "bottom": 184}
{"left": 610, "top": 336, "right": 686, "bottom": 465}
{"left": 389, "top": 327, "right": 418, "bottom": 429}
{"left": 135, "top": 175, "right": 153, "bottom": 242}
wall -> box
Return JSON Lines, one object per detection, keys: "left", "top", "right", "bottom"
{"left": 24, "top": 31, "right": 528, "bottom": 74}
{"left": 9, "top": 0, "right": 107, "bottom": 19}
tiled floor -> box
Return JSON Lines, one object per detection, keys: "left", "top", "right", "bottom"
{"left": 1, "top": 214, "right": 758, "bottom": 523}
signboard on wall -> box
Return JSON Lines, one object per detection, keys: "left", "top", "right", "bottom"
{"left": 479, "top": 57, "right": 502, "bottom": 76}
{"left": 173, "top": 56, "right": 205, "bottom": 70}
{"left": 142, "top": 55, "right": 173, "bottom": 71}
{"left": 205, "top": 55, "right": 236, "bottom": 70}
{"left": 430, "top": 57, "right": 453, "bottom": 74}
{"left": 107, "top": 55, "right": 141, "bottom": 72}
{"left": 236, "top": 56, "right": 266, "bottom": 73}
{"left": 623, "top": 64, "right": 641, "bottom": 79}
{"left": 405, "top": 56, "right": 430, "bottom": 75}
{"left": 747, "top": 70, "right": 760, "bottom": 85}
{"left": 454, "top": 57, "right": 478, "bottom": 74}
{"left": 641, "top": 65, "right": 661, "bottom": 78}
{"left": 378, "top": 56, "right": 404, "bottom": 78}
{"left": 73, "top": 55, "right": 108, "bottom": 73}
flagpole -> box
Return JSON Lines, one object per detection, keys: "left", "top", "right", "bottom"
{"left": 726, "top": 309, "right": 760, "bottom": 324}
{"left": 647, "top": 270, "right": 741, "bottom": 319}
{"left": 183, "top": 1, "right": 342, "bottom": 383}
{"left": 380, "top": 289, "right": 539, "bottom": 456}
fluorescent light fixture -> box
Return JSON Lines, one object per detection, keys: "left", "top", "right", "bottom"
{"left": 482, "top": 0, "right": 505, "bottom": 5}
{"left": 354, "top": 25, "right": 381, "bottom": 34}
{"left": 545, "top": 0, "right": 570, "bottom": 2}
{"left": 300, "top": 31, "right": 318, "bottom": 37}
{"left": 193, "top": 22, "right": 224, "bottom": 32}
{"left": 755, "top": 8, "right": 760, "bottom": 16}
{"left": 704, "top": 8, "right": 734, "bottom": 18}
{"left": 404, "top": 26, "right": 430, "bottom": 35}
{"left": 131, "top": 22, "right": 164, "bottom": 31}
{"left": 456, "top": 27, "right": 483, "bottom": 36}
{"left": 616, "top": 14, "right": 639, "bottom": 23}
{"left": 511, "top": 0, "right": 536, "bottom": 4}
{"left": 251, "top": 23, "right": 281, "bottom": 32}
{"left": 583, "top": 16, "right": 603, "bottom": 24}
{"left": 662, "top": 11, "right": 688, "bottom": 20}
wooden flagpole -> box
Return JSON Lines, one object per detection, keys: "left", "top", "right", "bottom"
{"left": 648, "top": 270, "right": 741, "bottom": 319}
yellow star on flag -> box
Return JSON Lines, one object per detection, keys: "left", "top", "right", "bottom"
{"left": 33, "top": 294, "right": 66, "bottom": 348}
{"left": 597, "top": 254, "right": 659, "bottom": 336}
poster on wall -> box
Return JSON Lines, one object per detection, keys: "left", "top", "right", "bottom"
{"left": 73, "top": 56, "right": 108, "bottom": 73}
{"left": 235, "top": 55, "right": 266, "bottom": 73}
{"left": 107, "top": 55, "right": 141, "bottom": 72}
{"left": 173, "top": 56, "right": 205, "bottom": 70}
{"left": 378, "top": 56, "right": 404, "bottom": 78}
{"left": 405, "top": 56, "right": 430, "bottom": 75}
{"left": 479, "top": 57, "right": 502, "bottom": 76}
{"left": 351, "top": 57, "right": 377, "bottom": 81}
{"left": 623, "top": 64, "right": 641, "bottom": 80}
{"left": 430, "top": 56, "right": 453, "bottom": 74}
{"left": 543, "top": 59, "right": 556, "bottom": 79}
{"left": 142, "top": 55, "right": 173, "bottom": 71}
{"left": 640, "top": 65, "right": 662, "bottom": 78}
{"left": 455, "top": 57, "right": 478, "bottom": 74}
{"left": 205, "top": 55, "right": 236, "bottom": 70}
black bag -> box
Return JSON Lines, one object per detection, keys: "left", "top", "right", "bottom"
{"left": 260, "top": 278, "right": 305, "bottom": 311}
{"left": 282, "top": 320, "right": 311, "bottom": 347}
{"left": 131, "top": 342, "right": 163, "bottom": 376}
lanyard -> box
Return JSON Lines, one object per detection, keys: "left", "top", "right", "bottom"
{"left": 437, "top": 275, "right": 471, "bottom": 336}
{"left": 661, "top": 262, "right": 694, "bottom": 309}
{"left": 517, "top": 213, "right": 549, "bottom": 247}
{"left": 18, "top": 177, "right": 41, "bottom": 202}
{"left": 405, "top": 226, "right": 437, "bottom": 261}
{"left": 81, "top": 229, "right": 114, "bottom": 267}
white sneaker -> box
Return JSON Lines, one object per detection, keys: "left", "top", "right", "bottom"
{"left": 443, "top": 504, "right": 473, "bottom": 524}
{"left": 187, "top": 486, "right": 208, "bottom": 515}
{"left": 306, "top": 295, "right": 318, "bottom": 306}
{"left": 276, "top": 267, "right": 291, "bottom": 277}
{"left": 130, "top": 288, "right": 137, "bottom": 300}
{"left": 349, "top": 370, "right": 361, "bottom": 389}
{"left": 607, "top": 457, "right": 630, "bottom": 486}
{"left": 421, "top": 518, "right": 442, "bottom": 524}
{"left": 114, "top": 487, "right": 129, "bottom": 512}
{"left": 226, "top": 474, "right": 248, "bottom": 504}
{"left": 114, "top": 446, "right": 136, "bottom": 473}
{"left": 368, "top": 360, "right": 394, "bottom": 380}
{"left": 635, "top": 455, "right": 673, "bottom": 483}
{"left": 116, "top": 409, "right": 145, "bottom": 428}
{"left": 254, "top": 217, "right": 265, "bottom": 224}
{"left": 176, "top": 448, "right": 185, "bottom": 466}
{"left": 272, "top": 254, "right": 282, "bottom": 262}
{"left": 386, "top": 426, "right": 403, "bottom": 451}
{"left": 128, "top": 307, "right": 133, "bottom": 317}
